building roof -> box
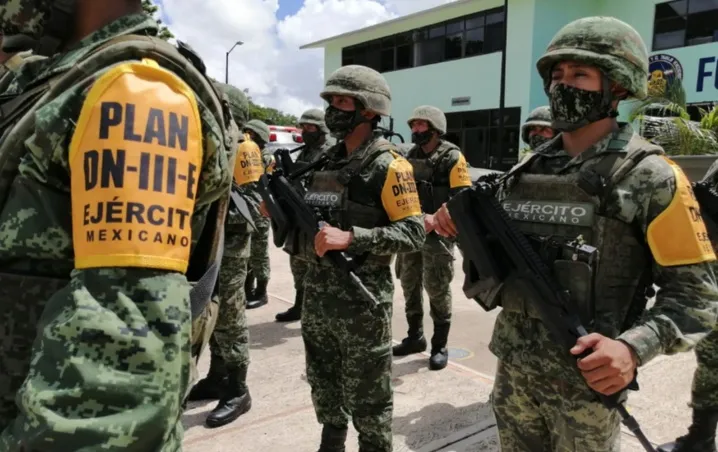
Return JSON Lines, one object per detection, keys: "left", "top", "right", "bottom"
{"left": 300, "top": 0, "right": 474, "bottom": 49}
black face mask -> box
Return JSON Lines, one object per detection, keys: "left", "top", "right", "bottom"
{"left": 549, "top": 81, "right": 617, "bottom": 132}
{"left": 325, "top": 106, "right": 362, "bottom": 139}
{"left": 411, "top": 130, "right": 433, "bottom": 146}
{"left": 528, "top": 135, "right": 551, "bottom": 150}
{"left": 302, "top": 130, "right": 323, "bottom": 146}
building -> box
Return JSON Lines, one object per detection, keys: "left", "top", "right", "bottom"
{"left": 301, "top": 0, "right": 718, "bottom": 170}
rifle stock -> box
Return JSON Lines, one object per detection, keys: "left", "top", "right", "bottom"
{"left": 447, "top": 181, "right": 655, "bottom": 452}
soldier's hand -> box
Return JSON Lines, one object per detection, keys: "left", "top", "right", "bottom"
{"left": 424, "top": 214, "right": 436, "bottom": 233}
{"left": 315, "top": 224, "right": 353, "bottom": 257}
{"left": 259, "top": 201, "right": 270, "bottom": 217}
{"left": 571, "top": 333, "right": 639, "bottom": 396}
{"left": 434, "top": 203, "right": 457, "bottom": 237}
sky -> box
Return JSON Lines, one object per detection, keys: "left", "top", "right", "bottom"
{"left": 154, "top": 0, "right": 458, "bottom": 117}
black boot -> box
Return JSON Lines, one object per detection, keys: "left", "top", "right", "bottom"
{"left": 392, "top": 316, "right": 427, "bottom": 357}
{"left": 429, "top": 323, "right": 450, "bottom": 371}
{"left": 205, "top": 366, "right": 252, "bottom": 428}
{"left": 658, "top": 409, "right": 718, "bottom": 452}
{"left": 244, "top": 270, "right": 255, "bottom": 308}
{"left": 317, "top": 424, "right": 348, "bottom": 452}
{"left": 187, "top": 354, "right": 229, "bottom": 401}
{"left": 276, "top": 288, "right": 303, "bottom": 322}
{"left": 247, "top": 279, "right": 268, "bottom": 309}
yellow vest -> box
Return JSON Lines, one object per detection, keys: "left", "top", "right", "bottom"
{"left": 233, "top": 133, "right": 263, "bottom": 185}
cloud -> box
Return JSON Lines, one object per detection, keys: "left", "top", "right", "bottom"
{"left": 160, "top": 0, "right": 455, "bottom": 118}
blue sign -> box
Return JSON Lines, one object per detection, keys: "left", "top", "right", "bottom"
{"left": 648, "top": 54, "right": 684, "bottom": 97}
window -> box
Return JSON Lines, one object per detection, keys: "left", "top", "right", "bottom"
{"left": 653, "top": 0, "right": 718, "bottom": 50}
{"left": 340, "top": 6, "right": 505, "bottom": 73}
{"left": 444, "top": 107, "right": 521, "bottom": 170}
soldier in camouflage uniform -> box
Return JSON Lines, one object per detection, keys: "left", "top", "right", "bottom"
{"left": 392, "top": 105, "right": 471, "bottom": 371}
{"left": 0, "top": 1, "right": 235, "bottom": 450}
{"left": 276, "top": 108, "right": 335, "bottom": 322}
{"left": 243, "top": 118, "right": 272, "bottom": 309}
{"left": 521, "top": 105, "right": 556, "bottom": 151}
{"left": 434, "top": 17, "right": 718, "bottom": 451}
{"left": 186, "top": 82, "right": 258, "bottom": 428}
{"left": 264, "top": 65, "right": 424, "bottom": 451}
{"left": 658, "top": 161, "right": 718, "bottom": 452}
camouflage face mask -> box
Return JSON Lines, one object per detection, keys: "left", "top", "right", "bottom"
{"left": 0, "top": 0, "right": 52, "bottom": 51}
{"left": 528, "top": 134, "right": 551, "bottom": 150}
{"left": 325, "top": 105, "right": 361, "bottom": 139}
{"left": 549, "top": 82, "right": 616, "bottom": 132}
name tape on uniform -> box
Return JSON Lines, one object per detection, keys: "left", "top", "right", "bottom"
{"left": 381, "top": 157, "right": 421, "bottom": 222}
{"left": 234, "top": 140, "right": 263, "bottom": 185}
{"left": 449, "top": 153, "right": 472, "bottom": 189}
{"left": 503, "top": 200, "right": 595, "bottom": 227}
{"left": 647, "top": 157, "right": 716, "bottom": 266}
{"left": 69, "top": 61, "right": 203, "bottom": 272}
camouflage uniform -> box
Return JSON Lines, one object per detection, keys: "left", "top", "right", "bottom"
{"left": 186, "top": 82, "right": 257, "bottom": 428}
{"left": 393, "top": 105, "right": 471, "bottom": 371}
{"left": 0, "top": 50, "right": 44, "bottom": 93}
{"left": 276, "top": 108, "right": 335, "bottom": 322}
{"left": 243, "top": 118, "right": 272, "bottom": 309}
{"left": 658, "top": 160, "right": 718, "bottom": 452}
{"left": 488, "top": 17, "right": 718, "bottom": 451}
{"left": 0, "top": 8, "right": 234, "bottom": 451}
{"left": 301, "top": 65, "right": 424, "bottom": 451}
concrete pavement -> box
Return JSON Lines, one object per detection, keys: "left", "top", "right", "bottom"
{"left": 182, "top": 246, "right": 699, "bottom": 451}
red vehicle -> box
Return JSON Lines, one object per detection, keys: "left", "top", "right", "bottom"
{"left": 268, "top": 125, "right": 303, "bottom": 144}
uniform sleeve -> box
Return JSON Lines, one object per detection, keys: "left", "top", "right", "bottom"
{"left": 617, "top": 163, "right": 718, "bottom": 365}
{"left": 348, "top": 155, "right": 425, "bottom": 255}
{"left": 445, "top": 149, "right": 472, "bottom": 196}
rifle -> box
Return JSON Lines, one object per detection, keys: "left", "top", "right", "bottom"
{"left": 258, "top": 149, "right": 380, "bottom": 308}
{"left": 693, "top": 180, "right": 718, "bottom": 245}
{"left": 446, "top": 179, "right": 656, "bottom": 452}
{"left": 377, "top": 117, "right": 405, "bottom": 143}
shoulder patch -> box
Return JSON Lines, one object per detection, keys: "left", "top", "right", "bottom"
{"left": 647, "top": 156, "right": 716, "bottom": 266}
{"left": 381, "top": 156, "right": 422, "bottom": 221}
{"left": 234, "top": 140, "right": 263, "bottom": 185}
{"left": 69, "top": 60, "right": 203, "bottom": 273}
{"left": 449, "top": 153, "right": 472, "bottom": 189}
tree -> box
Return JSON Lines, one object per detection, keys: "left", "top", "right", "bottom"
{"left": 142, "top": 0, "right": 173, "bottom": 41}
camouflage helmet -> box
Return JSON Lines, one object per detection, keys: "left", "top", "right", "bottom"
{"left": 536, "top": 16, "right": 649, "bottom": 99}
{"left": 320, "top": 65, "right": 391, "bottom": 116}
{"left": 213, "top": 81, "right": 249, "bottom": 126}
{"left": 298, "top": 108, "right": 329, "bottom": 133}
{"left": 243, "top": 119, "right": 270, "bottom": 143}
{"left": 0, "top": 1, "right": 72, "bottom": 55}
{"left": 407, "top": 105, "right": 446, "bottom": 135}
{"left": 521, "top": 106, "right": 553, "bottom": 143}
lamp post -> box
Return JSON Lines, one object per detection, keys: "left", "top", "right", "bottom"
{"left": 225, "top": 40, "right": 243, "bottom": 83}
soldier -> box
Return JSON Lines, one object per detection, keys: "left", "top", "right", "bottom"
{"left": 185, "top": 82, "right": 258, "bottom": 428}
{"left": 658, "top": 162, "right": 718, "bottom": 452}
{"left": 434, "top": 17, "right": 718, "bottom": 451}
{"left": 392, "top": 105, "right": 471, "bottom": 370}
{"left": 521, "top": 105, "right": 556, "bottom": 151}
{"left": 275, "top": 108, "right": 335, "bottom": 323}
{"left": 262, "top": 64, "right": 424, "bottom": 451}
{"left": 0, "top": 1, "right": 236, "bottom": 449}
{"left": 243, "top": 118, "right": 272, "bottom": 309}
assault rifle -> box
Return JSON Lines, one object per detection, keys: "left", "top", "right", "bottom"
{"left": 377, "top": 117, "right": 405, "bottom": 144}
{"left": 693, "top": 180, "right": 718, "bottom": 243}
{"left": 446, "top": 179, "right": 656, "bottom": 452}
{"left": 258, "top": 149, "right": 380, "bottom": 308}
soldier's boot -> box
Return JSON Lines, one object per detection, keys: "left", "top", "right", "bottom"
{"left": 275, "top": 288, "right": 303, "bottom": 322}
{"left": 317, "top": 424, "right": 348, "bottom": 452}
{"left": 205, "top": 366, "right": 252, "bottom": 428}
{"left": 244, "top": 270, "right": 255, "bottom": 308}
{"left": 247, "top": 279, "right": 269, "bottom": 309}
{"left": 429, "top": 323, "right": 450, "bottom": 371}
{"left": 187, "top": 354, "right": 229, "bottom": 401}
{"left": 657, "top": 409, "right": 718, "bottom": 452}
{"left": 392, "top": 316, "right": 427, "bottom": 357}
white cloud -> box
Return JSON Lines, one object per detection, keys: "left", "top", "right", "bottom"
{"left": 161, "top": 0, "right": 456, "bottom": 118}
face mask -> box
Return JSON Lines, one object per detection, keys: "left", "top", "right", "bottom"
{"left": 0, "top": 0, "right": 52, "bottom": 52}
{"left": 528, "top": 134, "right": 551, "bottom": 150}
{"left": 411, "top": 130, "right": 433, "bottom": 146}
{"left": 302, "top": 130, "right": 322, "bottom": 146}
{"left": 325, "top": 106, "right": 360, "bottom": 139}
{"left": 549, "top": 83, "right": 616, "bottom": 132}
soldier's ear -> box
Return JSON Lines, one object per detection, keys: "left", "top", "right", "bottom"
{"left": 610, "top": 82, "right": 629, "bottom": 100}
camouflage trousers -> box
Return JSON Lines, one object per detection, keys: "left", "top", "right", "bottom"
{"left": 302, "top": 263, "right": 394, "bottom": 451}
{"left": 208, "top": 224, "right": 251, "bottom": 386}
{"left": 492, "top": 360, "right": 621, "bottom": 451}
{"left": 290, "top": 255, "right": 310, "bottom": 293}
{"left": 397, "top": 236, "right": 454, "bottom": 325}
{"left": 691, "top": 327, "right": 718, "bottom": 410}
{"left": 250, "top": 216, "right": 271, "bottom": 281}
{"left": 0, "top": 270, "right": 192, "bottom": 451}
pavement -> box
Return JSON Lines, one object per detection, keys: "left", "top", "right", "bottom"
{"left": 182, "top": 245, "right": 699, "bottom": 452}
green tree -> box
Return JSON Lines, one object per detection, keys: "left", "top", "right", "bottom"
{"left": 142, "top": 0, "right": 174, "bottom": 41}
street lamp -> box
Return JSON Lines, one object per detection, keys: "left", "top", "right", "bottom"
{"left": 225, "top": 40, "right": 243, "bottom": 83}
